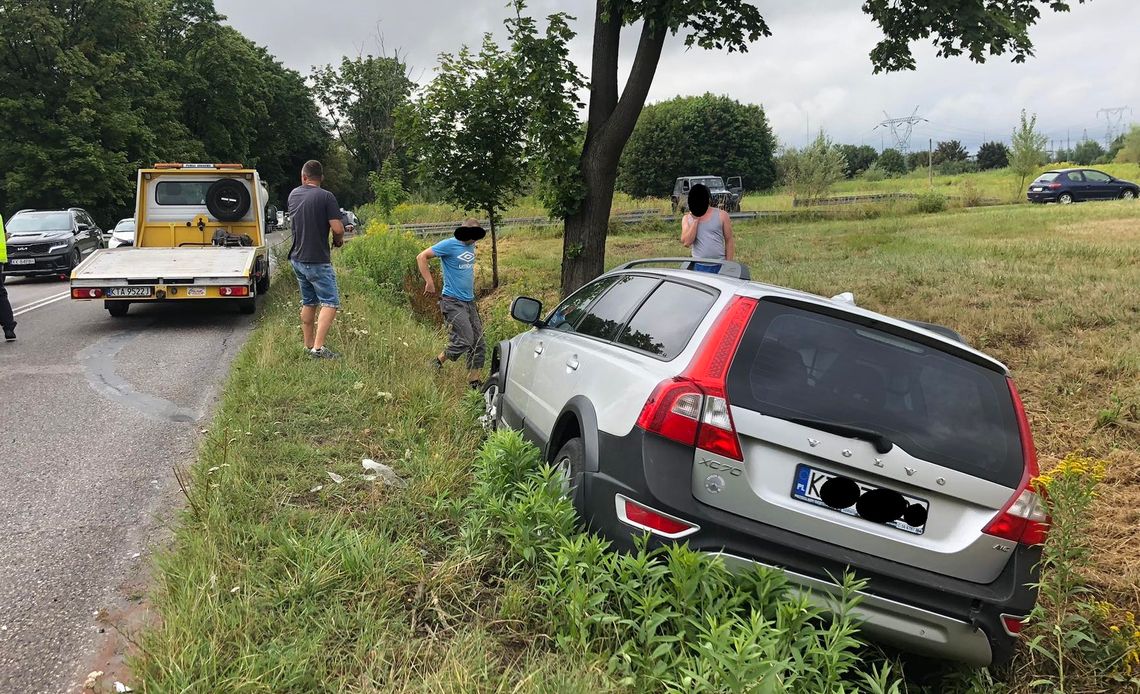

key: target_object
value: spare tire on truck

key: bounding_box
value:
[205,178,251,222]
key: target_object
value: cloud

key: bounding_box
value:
[216,0,1139,153]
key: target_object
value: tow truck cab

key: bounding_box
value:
[70,163,273,317]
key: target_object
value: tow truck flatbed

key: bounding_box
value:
[71,246,258,285]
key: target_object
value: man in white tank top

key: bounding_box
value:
[680,183,735,273]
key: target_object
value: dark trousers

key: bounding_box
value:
[439,296,486,370]
[0,270,14,330]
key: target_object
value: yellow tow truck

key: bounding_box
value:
[70,163,272,317]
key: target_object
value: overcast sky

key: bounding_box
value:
[217,0,1138,155]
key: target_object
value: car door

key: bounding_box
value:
[1062,171,1087,200]
[74,211,97,254]
[506,277,617,437]
[1082,169,1114,199]
[527,274,660,445]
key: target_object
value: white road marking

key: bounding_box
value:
[13,291,71,316]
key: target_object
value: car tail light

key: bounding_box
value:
[1000,613,1026,637]
[219,286,250,297]
[983,379,1050,546]
[1048,182,1062,190]
[72,288,103,299]
[616,495,698,538]
[636,296,757,461]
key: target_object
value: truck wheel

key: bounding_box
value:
[256,271,270,295]
[106,301,130,318]
[238,298,256,315]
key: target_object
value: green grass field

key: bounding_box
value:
[130,198,1140,692]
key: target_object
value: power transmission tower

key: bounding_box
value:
[1097,107,1132,148]
[874,107,927,155]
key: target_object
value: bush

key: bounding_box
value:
[911,191,947,214]
[465,431,902,693]
[861,164,889,182]
[959,179,984,208]
[937,160,978,176]
[340,222,422,301]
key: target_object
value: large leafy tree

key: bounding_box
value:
[977,141,1010,170]
[616,94,777,198]
[838,145,879,178]
[556,0,1090,294]
[876,148,907,176]
[932,140,968,165]
[1071,139,1105,165]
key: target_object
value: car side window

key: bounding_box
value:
[576,275,660,342]
[1065,171,1084,182]
[1084,170,1111,182]
[545,277,616,332]
[616,281,718,359]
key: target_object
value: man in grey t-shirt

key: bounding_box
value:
[288,160,346,359]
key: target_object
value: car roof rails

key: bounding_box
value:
[610,257,751,281]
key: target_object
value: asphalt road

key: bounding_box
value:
[0,234,284,692]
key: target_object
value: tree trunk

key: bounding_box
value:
[559,9,668,296]
[487,208,499,289]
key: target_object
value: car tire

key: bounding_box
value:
[65,248,81,277]
[1122,189,1136,201]
[106,301,130,318]
[480,376,502,432]
[1058,192,1074,204]
[206,178,252,222]
[553,437,585,512]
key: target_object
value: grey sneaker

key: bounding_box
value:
[3,326,14,342]
[309,346,340,360]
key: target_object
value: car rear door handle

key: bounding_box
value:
[566,357,579,371]
[534,342,544,356]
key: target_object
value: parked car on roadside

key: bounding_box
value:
[108,218,135,248]
[482,257,1044,667]
[1027,167,1139,204]
[3,208,104,279]
[672,176,743,214]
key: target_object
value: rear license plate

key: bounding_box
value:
[187,287,206,297]
[1032,187,1044,192]
[106,286,152,298]
[8,258,35,265]
[792,464,928,535]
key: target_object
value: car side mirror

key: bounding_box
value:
[510,296,544,325]
[76,223,89,233]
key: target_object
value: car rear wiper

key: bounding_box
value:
[776,415,895,454]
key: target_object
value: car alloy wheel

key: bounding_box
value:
[1122,189,1136,200]
[480,378,501,432]
[1058,193,1073,204]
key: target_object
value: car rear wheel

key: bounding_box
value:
[1122,189,1136,200]
[238,298,256,314]
[1058,192,1074,204]
[553,437,585,511]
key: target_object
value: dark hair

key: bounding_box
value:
[301,160,324,181]
[688,183,710,217]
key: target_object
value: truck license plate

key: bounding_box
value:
[106,286,153,298]
[8,258,35,265]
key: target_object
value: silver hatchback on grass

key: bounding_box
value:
[482,257,1046,666]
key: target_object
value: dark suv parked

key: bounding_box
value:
[3,209,104,279]
[484,258,1045,666]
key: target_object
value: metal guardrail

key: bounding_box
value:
[792,192,918,208]
[394,210,778,237]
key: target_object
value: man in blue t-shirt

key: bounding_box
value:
[416,218,486,387]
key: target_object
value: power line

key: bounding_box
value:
[1097,106,1132,148]
[874,107,927,154]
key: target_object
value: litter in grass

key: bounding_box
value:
[362,458,407,488]
[309,484,324,493]
[327,471,345,484]
[114,682,133,693]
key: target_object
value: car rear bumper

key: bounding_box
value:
[580,429,1041,666]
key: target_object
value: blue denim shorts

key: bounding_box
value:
[291,260,340,308]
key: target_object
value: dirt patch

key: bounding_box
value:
[76,573,157,694]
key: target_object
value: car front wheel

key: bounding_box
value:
[553,437,585,511]
[480,376,502,432]
[1122,189,1136,200]
[1058,192,1074,204]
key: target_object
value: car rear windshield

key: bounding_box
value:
[1036,172,1060,182]
[726,299,1023,487]
[6,212,71,233]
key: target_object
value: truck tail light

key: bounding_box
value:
[219,286,250,297]
[72,288,104,299]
